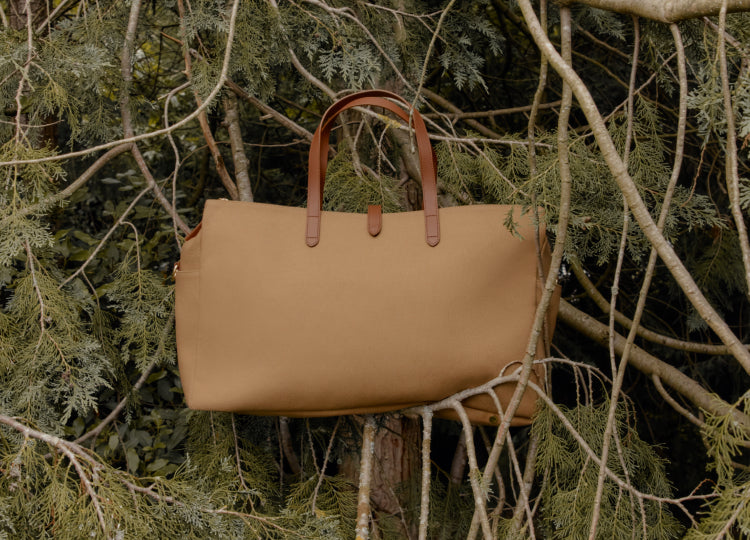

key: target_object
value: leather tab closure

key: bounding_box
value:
[367,205,382,237]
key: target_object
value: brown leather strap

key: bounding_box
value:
[367,205,382,237]
[306,90,439,247]
[315,97,438,203]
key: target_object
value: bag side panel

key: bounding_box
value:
[175,227,202,404]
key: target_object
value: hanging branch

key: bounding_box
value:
[523,384,702,525]
[516,0,750,375]
[466,9,575,537]
[0,415,108,535]
[119,0,190,234]
[311,418,340,514]
[176,0,239,201]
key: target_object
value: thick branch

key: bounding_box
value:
[223,92,253,202]
[355,416,376,540]
[569,257,740,355]
[562,0,750,23]
[517,0,750,374]
[557,299,750,431]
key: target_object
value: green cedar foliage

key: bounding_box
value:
[532,401,684,539]
[1,0,749,538]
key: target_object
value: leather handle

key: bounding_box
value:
[306,90,439,247]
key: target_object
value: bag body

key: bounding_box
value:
[175,90,557,426]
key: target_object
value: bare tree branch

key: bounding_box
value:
[557,299,750,432]
[562,0,750,23]
[517,0,750,374]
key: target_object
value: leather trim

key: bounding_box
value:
[306,90,439,247]
[367,205,382,237]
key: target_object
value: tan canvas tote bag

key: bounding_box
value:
[174,90,557,426]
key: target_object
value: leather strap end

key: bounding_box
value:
[425,214,440,247]
[306,215,320,247]
[367,205,382,237]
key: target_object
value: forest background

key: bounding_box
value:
[2,0,750,538]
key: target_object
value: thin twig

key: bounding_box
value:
[311,418,340,514]
[231,413,252,499]
[163,81,192,247]
[527,0,549,182]
[59,186,151,288]
[412,0,457,110]
[420,87,505,139]
[651,375,705,428]
[0,143,132,227]
[590,16,640,539]
[286,47,336,99]
[129,145,190,234]
[452,403,492,540]
[423,100,562,120]
[568,256,744,355]
[34,0,74,33]
[24,241,46,335]
[509,430,541,537]
[176,0,238,201]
